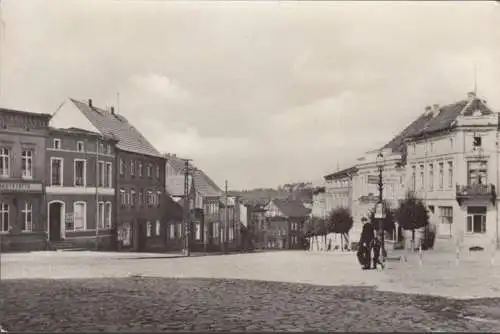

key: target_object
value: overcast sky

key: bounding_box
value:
[1,1,499,190]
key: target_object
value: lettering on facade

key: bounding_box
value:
[0,182,43,192]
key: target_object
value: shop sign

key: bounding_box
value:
[0,182,43,193]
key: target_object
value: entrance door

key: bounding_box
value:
[49,202,62,241]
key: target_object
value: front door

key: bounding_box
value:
[49,202,62,241]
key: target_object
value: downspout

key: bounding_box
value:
[496,130,499,249]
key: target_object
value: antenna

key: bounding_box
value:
[473,62,478,95]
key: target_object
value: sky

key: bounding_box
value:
[1,0,499,190]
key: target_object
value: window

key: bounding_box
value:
[73,202,86,231]
[120,189,125,207]
[147,190,153,207]
[119,159,124,175]
[212,222,219,239]
[106,144,111,154]
[99,143,104,154]
[155,220,161,236]
[122,223,131,246]
[411,165,416,191]
[156,165,160,178]
[74,159,86,186]
[138,162,143,177]
[156,191,161,207]
[53,138,61,149]
[77,141,84,152]
[130,161,135,175]
[98,161,105,187]
[428,163,434,191]
[98,202,105,229]
[419,165,424,190]
[139,191,143,207]
[430,142,434,153]
[50,158,63,186]
[1,202,9,232]
[468,161,487,185]
[177,222,183,238]
[447,161,453,188]
[21,150,33,178]
[450,137,454,149]
[169,224,175,239]
[146,221,152,237]
[229,225,234,241]
[105,162,112,187]
[131,189,136,207]
[20,201,33,232]
[195,222,201,240]
[147,164,151,177]
[466,206,486,234]
[0,147,9,177]
[438,162,444,189]
[125,190,131,207]
[104,202,112,229]
[439,206,453,225]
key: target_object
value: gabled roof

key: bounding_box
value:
[165,154,222,197]
[383,93,495,153]
[49,126,118,142]
[0,107,52,119]
[70,99,162,158]
[165,175,193,197]
[272,198,311,218]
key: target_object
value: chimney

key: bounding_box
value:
[88,99,93,108]
[425,106,432,115]
[110,106,115,115]
[468,91,476,100]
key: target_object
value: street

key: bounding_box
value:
[2,250,500,332]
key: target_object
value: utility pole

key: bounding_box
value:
[225,180,230,254]
[95,136,100,251]
[375,152,386,264]
[183,159,192,257]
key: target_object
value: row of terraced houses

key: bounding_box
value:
[0,98,244,252]
[312,92,500,251]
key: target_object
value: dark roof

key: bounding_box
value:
[49,126,118,142]
[383,95,495,153]
[0,107,52,119]
[312,187,325,195]
[166,154,222,197]
[272,198,311,218]
[71,99,162,158]
[324,166,358,181]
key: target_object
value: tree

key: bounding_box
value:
[304,217,327,251]
[395,192,429,248]
[327,207,354,251]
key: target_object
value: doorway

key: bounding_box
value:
[48,201,64,241]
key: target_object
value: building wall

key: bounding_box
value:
[0,110,50,252]
[116,150,167,252]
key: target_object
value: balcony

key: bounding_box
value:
[456,184,497,206]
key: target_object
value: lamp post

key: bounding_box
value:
[375,151,386,262]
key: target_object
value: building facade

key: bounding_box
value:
[0,108,51,252]
[49,98,167,252]
[45,128,117,250]
[405,92,499,249]
[264,198,309,249]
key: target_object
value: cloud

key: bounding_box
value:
[130,74,190,102]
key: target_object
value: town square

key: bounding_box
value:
[1,0,500,332]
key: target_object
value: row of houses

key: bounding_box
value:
[312,92,500,250]
[0,98,245,253]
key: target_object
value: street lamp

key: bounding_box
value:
[375,151,386,263]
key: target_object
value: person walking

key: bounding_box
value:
[358,218,375,270]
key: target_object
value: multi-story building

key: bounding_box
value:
[49,98,167,252]
[165,154,224,252]
[264,198,310,249]
[404,92,499,249]
[245,202,268,249]
[45,127,117,250]
[0,108,51,252]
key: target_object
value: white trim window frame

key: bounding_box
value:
[98,161,105,187]
[447,161,454,189]
[130,160,135,176]
[147,190,153,207]
[21,201,33,232]
[74,159,87,187]
[169,223,175,239]
[0,147,10,177]
[156,191,161,208]
[104,202,112,229]
[155,165,160,178]
[76,141,85,152]
[105,162,112,188]
[73,201,87,231]
[155,220,161,236]
[98,201,105,229]
[53,138,61,149]
[466,206,487,234]
[120,189,126,208]
[50,157,64,186]
[195,222,201,240]
[146,221,152,237]
[21,149,33,179]
[177,222,182,238]
[119,158,124,175]
[0,202,9,232]
[138,162,143,177]
[131,189,136,207]
[147,164,151,177]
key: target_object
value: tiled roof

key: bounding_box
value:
[383,95,494,153]
[49,126,118,142]
[166,154,222,197]
[273,198,311,218]
[165,175,192,197]
[71,99,162,158]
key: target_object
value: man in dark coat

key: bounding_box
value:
[358,219,375,270]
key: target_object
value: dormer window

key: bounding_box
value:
[53,138,61,149]
[77,141,84,152]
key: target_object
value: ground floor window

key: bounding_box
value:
[21,201,33,232]
[466,206,486,233]
[1,202,9,232]
[121,223,131,246]
[98,202,105,229]
[177,222,182,238]
[229,224,234,241]
[146,221,152,237]
[212,222,220,240]
[194,222,201,240]
[169,223,175,239]
[69,201,86,231]
[155,220,161,236]
[104,202,112,229]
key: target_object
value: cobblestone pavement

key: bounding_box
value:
[2,277,500,332]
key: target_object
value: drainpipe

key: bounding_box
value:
[496,131,499,249]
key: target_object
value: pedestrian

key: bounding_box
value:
[358,218,375,270]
